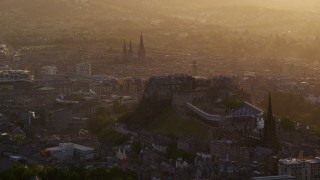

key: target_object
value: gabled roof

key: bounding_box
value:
[228,102,264,118]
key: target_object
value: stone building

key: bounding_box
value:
[210,140,252,165]
[45,109,72,132]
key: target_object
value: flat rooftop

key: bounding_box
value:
[251,175,296,180]
[279,158,320,165]
[46,146,62,151]
[73,144,94,151]
[47,143,94,152]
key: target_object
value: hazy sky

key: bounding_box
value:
[185,0,320,12]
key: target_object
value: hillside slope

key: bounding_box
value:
[119,100,209,139]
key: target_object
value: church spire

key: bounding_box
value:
[263,93,279,154]
[128,40,134,57]
[267,93,273,120]
[122,40,127,63]
[123,40,127,54]
[140,33,144,47]
[138,33,145,60]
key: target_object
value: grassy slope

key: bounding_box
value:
[145,107,209,139]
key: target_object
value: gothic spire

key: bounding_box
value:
[267,93,273,120]
[138,33,145,60]
[263,93,279,154]
[139,33,144,48]
[123,40,127,54]
[128,40,134,57]
[122,40,127,62]
[129,40,133,50]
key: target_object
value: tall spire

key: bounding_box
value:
[263,93,279,154]
[122,40,127,63]
[123,40,127,54]
[128,40,134,57]
[140,33,144,48]
[267,93,273,120]
[138,33,145,60]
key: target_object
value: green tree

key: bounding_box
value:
[166,143,196,162]
[224,96,245,113]
[0,164,138,180]
[131,141,142,154]
[87,116,106,133]
[99,128,130,146]
[86,106,115,134]
[280,118,295,131]
[313,129,320,137]
[113,101,128,114]
[67,171,81,180]
[95,107,108,117]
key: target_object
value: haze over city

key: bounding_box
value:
[1,0,320,179]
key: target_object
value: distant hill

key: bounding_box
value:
[1,0,319,33]
[1,0,320,62]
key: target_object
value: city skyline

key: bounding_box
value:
[1,0,320,179]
